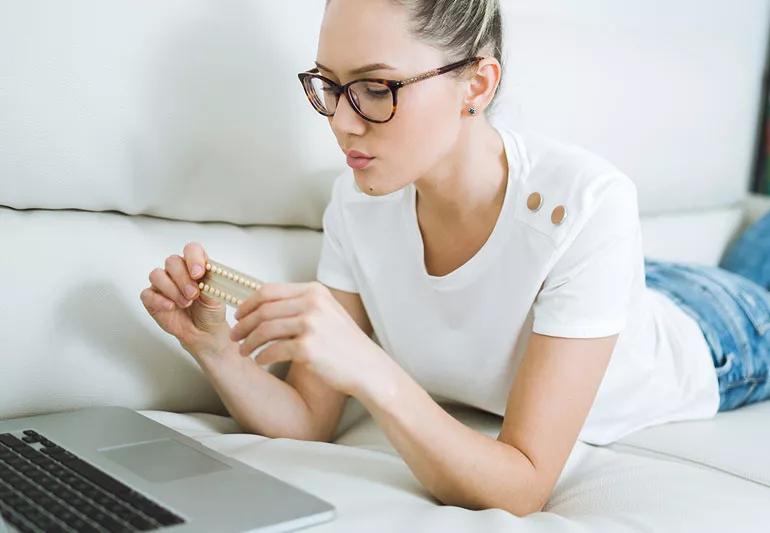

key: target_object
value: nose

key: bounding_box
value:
[329,89,366,135]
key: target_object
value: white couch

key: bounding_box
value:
[3,1,770,531]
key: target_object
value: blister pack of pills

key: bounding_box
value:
[197,258,264,308]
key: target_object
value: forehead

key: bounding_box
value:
[316,0,431,77]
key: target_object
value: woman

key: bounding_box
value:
[140,0,770,517]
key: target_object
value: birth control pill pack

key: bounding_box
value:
[197,258,264,308]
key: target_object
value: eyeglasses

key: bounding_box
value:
[297,56,484,124]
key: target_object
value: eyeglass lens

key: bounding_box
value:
[306,77,393,121]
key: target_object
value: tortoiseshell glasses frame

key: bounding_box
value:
[297,56,484,124]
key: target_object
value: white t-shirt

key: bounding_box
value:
[315,123,720,445]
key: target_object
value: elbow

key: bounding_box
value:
[300,419,338,443]
[488,492,547,518]
[511,483,553,516]
[473,477,552,517]
[238,420,330,443]
[504,475,551,517]
[435,493,546,518]
[433,481,549,518]
[305,428,336,443]
[292,433,327,443]
[516,493,549,517]
[287,424,334,442]
[491,491,549,517]
[246,429,328,442]
[430,443,552,516]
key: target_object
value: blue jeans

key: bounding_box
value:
[643,210,770,412]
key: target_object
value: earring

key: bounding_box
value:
[468,106,477,115]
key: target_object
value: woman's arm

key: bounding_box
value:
[207,284,373,443]
[230,279,618,513]
[354,331,618,516]
[284,285,374,443]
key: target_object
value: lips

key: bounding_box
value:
[346,154,374,169]
[344,148,375,170]
[346,149,373,159]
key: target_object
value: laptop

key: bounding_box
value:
[0,405,336,532]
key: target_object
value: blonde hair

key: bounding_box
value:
[326,0,505,117]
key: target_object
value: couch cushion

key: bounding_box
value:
[0,206,320,420]
[639,205,744,265]
[609,400,770,488]
[136,401,770,532]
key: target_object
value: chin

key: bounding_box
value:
[353,168,401,197]
[353,174,378,195]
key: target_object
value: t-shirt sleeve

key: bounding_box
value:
[531,175,641,338]
[316,176,359,293]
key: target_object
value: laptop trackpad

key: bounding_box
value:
[100,438,231,483]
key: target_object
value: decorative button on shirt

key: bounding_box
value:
[526,191,543,212]
[551,204,567,225]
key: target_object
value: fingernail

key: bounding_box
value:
[192,264,203,278]
[184,284,197,298]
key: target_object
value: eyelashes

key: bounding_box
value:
[197,259,264,308]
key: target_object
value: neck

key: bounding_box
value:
[413,118,508,225]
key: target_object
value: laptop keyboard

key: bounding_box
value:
[0,429,186,532]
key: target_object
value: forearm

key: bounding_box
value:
[195,344,319,441]
[353,355,545,516]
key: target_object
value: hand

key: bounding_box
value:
[229,281,382,396]
[140,242,234,361]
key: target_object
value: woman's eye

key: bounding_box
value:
[366,89,389,98]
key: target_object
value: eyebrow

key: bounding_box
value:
[314,60,396,76]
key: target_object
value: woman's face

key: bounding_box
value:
[317,0,470,196]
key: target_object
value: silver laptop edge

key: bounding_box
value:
[0,406,336,532]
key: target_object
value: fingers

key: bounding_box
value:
[253,340,296,367]
[140,286,175,313]
[238,316,303,356]
[183,241,208,281]
[234,281,316,320]
[165,254,199,304]
[230,296,304,341]
[149,265,191,309]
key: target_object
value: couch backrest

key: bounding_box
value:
[2,1,767,224]
[498,0,769,214]
[1,1,338,228]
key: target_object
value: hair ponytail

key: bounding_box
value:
[392,0,505,117]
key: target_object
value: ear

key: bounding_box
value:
[464,57,502,114]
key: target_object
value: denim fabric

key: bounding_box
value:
[720,210,770,291]
[643,210,770,412]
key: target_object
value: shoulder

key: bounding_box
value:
[510,131,639,249]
